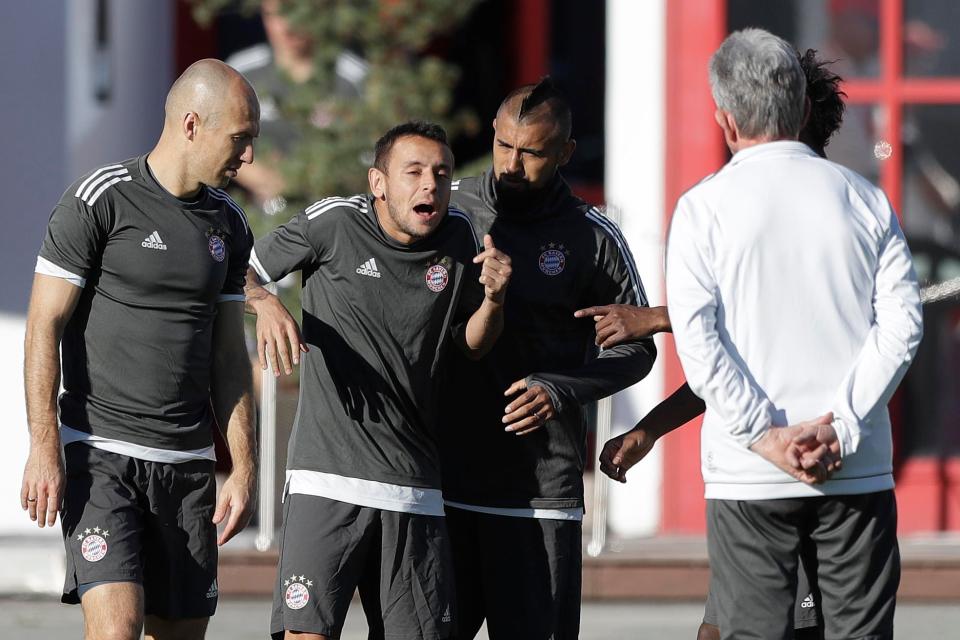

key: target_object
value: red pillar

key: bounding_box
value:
[175,0,218,75]
[878,0,904,217]
[510,0,550,86]
[661,0,727,534]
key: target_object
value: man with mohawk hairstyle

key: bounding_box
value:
[438,78,657,639]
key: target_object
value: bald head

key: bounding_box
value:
[165,58,259,128]
[496,77,572,144]
[150,58,260,196]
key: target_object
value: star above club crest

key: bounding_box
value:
[549,242,556,248]
[284,579,290,587]
[299,575,306,582]
[77,534,84,541]
[84,528,91,535]
[539,245,546,251]
[93,527,101,533]
[290,574,298,581]
[306,580,313,587]
[102,530,109,537]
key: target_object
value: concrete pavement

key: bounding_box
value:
[3,597,960,639]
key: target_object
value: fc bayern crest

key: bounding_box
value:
[208,235,226,262]
[425,264,449,292]
[538,243,569,276]
[77,526,110,562]
[283,574,313,610]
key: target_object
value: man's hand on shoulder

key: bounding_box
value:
[254,294,308,377]
[246,278,307,377]
[574,304,670,348]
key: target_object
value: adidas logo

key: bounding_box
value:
[141,231,167,251]
[441,604,451,623]
[206,578,218,599]
[356,258,381,278]
[800,594,815,609]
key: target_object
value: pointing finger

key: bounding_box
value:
[574,305,611,319]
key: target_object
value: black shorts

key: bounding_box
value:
[703,560,818,629]
[60,443,218,619]
[270,493,455,640]
[706,491,899,639]
[445,505,582,640]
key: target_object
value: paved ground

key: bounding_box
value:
[3,597,959,639]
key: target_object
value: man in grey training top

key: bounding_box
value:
[22,59,260,640]
[246,121,512,640]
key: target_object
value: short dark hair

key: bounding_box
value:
[373,121,449,172]
[798,48,846,157]
[499,77,573,142]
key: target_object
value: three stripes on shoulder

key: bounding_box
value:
[306,196,368,220]
[75,165,131,206]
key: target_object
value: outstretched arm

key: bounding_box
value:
[574,304,671,347]
[598,383,704,482]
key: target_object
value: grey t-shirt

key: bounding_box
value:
[38,155,253,450]
[251,195,482,490]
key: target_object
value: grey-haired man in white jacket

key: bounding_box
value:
[666,28,923,640]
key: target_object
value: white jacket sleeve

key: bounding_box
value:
[665,196,774,448]
[829,208,923,457]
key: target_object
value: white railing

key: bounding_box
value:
[588,394,613,557]
[587,205,620,558]
[255,282,278,552]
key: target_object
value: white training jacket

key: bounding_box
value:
[666,141,923,500]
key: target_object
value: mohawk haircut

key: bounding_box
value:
[798,48,846,157]
[373,121,449,172]
[499,77,573,142]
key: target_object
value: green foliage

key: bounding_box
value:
[188,0,480,352]
[190,0,479,205]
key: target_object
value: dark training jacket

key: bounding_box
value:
[440,170,657,510]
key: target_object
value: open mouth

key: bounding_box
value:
[413,203,437,218]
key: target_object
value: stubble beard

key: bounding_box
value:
[387,199,429,242]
